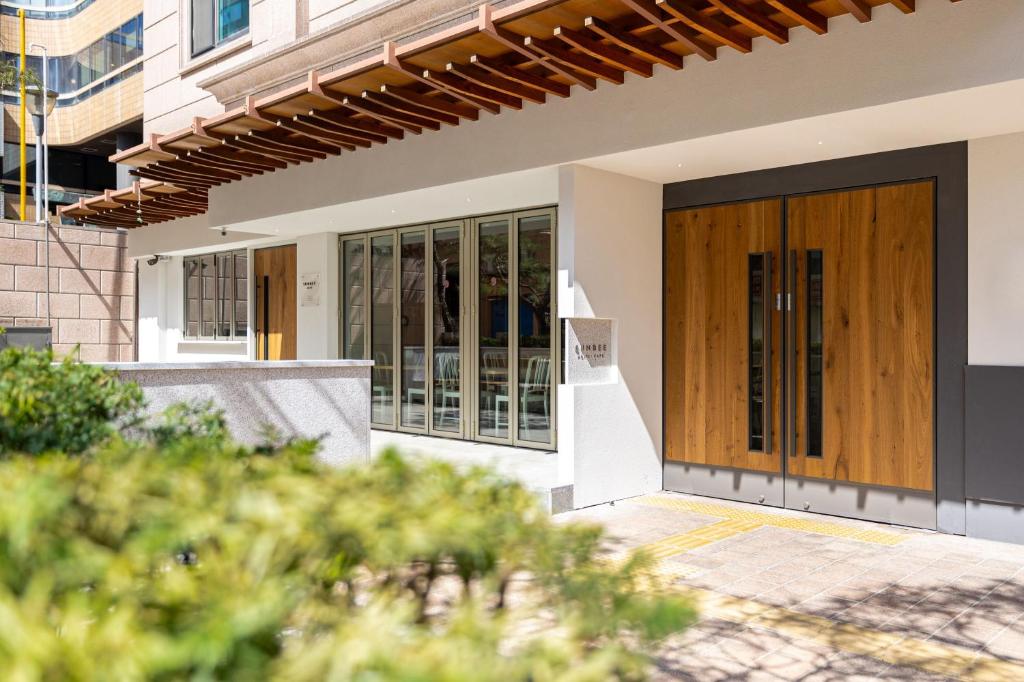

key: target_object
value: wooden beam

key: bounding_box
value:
[478,4,597,90]
[764,0,827,35]
[889,0,915,12]
[583,16,683,70]
[185,150,263,175]
[162,158,242,182]
[339,96,425,135]
[231,133,322,162]
[379,84,479,121]
[553,25,654,77]
[838,0,872,22]
[365,89,461,126]
[446,61,546,104]
[215,135,304,165]
[422,69,524,109]
[197,144,288,170]
[656,0,752,53]
[131,168,215,190]
[381,41,497,114]
[617,0,716,61]
[706,0,789,44]
[306,105,405,140]
[523,35,625,84]
[277,118,359,150]
[294,112,388,144]
[469,54,571,97]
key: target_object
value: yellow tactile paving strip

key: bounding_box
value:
[630,494,907,545]
[690,588,1024,682]
[620,494,1023,681]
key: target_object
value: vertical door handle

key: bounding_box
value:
[262,275,270,361]
[763,252,773,455]
[787,250,797,458]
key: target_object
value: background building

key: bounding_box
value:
[1,0,143,221]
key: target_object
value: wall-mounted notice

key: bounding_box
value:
[561,317,618,385]
[300,272,321,307]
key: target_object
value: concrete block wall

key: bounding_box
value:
[0,221,136,361]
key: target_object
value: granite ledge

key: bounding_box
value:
[101,360,374,371]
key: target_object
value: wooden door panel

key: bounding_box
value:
[787,182,934,491]
[665,199,782,473]
[253,245,297,361]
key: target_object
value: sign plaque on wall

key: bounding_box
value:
[561,317,618,386]
[300,272,321,307]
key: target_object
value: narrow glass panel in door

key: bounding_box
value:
[400,231,427,429]
[342,239,366,359]
[431,226,462,433]
[478,219,510,440]
[371,235,396,426]
[517,214,554,445]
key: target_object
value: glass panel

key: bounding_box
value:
[185,258,200,338]
[191,0,215,56]
[806,250,824,458]
[400,232,427,429]
[517,215,553,444]
[233,252,247,339]
[478,220,510,440]
[216,252,232,339]
[342,240,366,360]
[432,227,461,433]
[217,0,249,42]
[371,235,395,426]
[749,254,766,452]
[201,255,216,338]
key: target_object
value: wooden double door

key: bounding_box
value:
[665,181,935,525]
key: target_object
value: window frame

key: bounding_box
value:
[182,249,248,342]
[190,0,250,59]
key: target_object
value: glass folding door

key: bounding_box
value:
[470,209,557,449]
[340,208,555,449]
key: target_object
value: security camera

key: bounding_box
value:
[147,255,168,266]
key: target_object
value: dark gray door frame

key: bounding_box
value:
[662,142,968,535]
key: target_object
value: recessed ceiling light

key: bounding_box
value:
[81,147,98,153]
[677,163,683,168]
[817,140,824,145]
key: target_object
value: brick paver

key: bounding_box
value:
[561,493,1024,681]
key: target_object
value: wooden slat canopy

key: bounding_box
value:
[64,0,960,228]
[59,181,207,227]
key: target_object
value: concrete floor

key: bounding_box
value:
[563,493,1024,681]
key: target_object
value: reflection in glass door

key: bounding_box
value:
[341,238,366,360]
[400,231,427,429]
[517,213,554,445]
[477,219,510,440]
[371,235,396,426]
[431,225,463,434]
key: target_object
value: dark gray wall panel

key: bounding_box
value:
[965,365,1024,506]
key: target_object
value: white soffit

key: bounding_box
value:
[578,80,1024,185]
[218,166,560,237]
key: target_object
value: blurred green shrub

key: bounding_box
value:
[0,346,143,455]
[0,442,694,680]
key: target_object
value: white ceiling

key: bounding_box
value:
[578,79,1024,185]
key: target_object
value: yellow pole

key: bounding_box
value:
[18,9,27,220]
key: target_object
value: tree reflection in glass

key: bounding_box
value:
[478,220,510,439]
[518,215,552,444]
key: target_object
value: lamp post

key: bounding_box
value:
[27,44,56,326]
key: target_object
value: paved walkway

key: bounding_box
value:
[562,493,1024,681]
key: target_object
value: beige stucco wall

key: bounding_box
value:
[968,132,1024,367]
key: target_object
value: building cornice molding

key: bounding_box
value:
[197,0,488,106]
